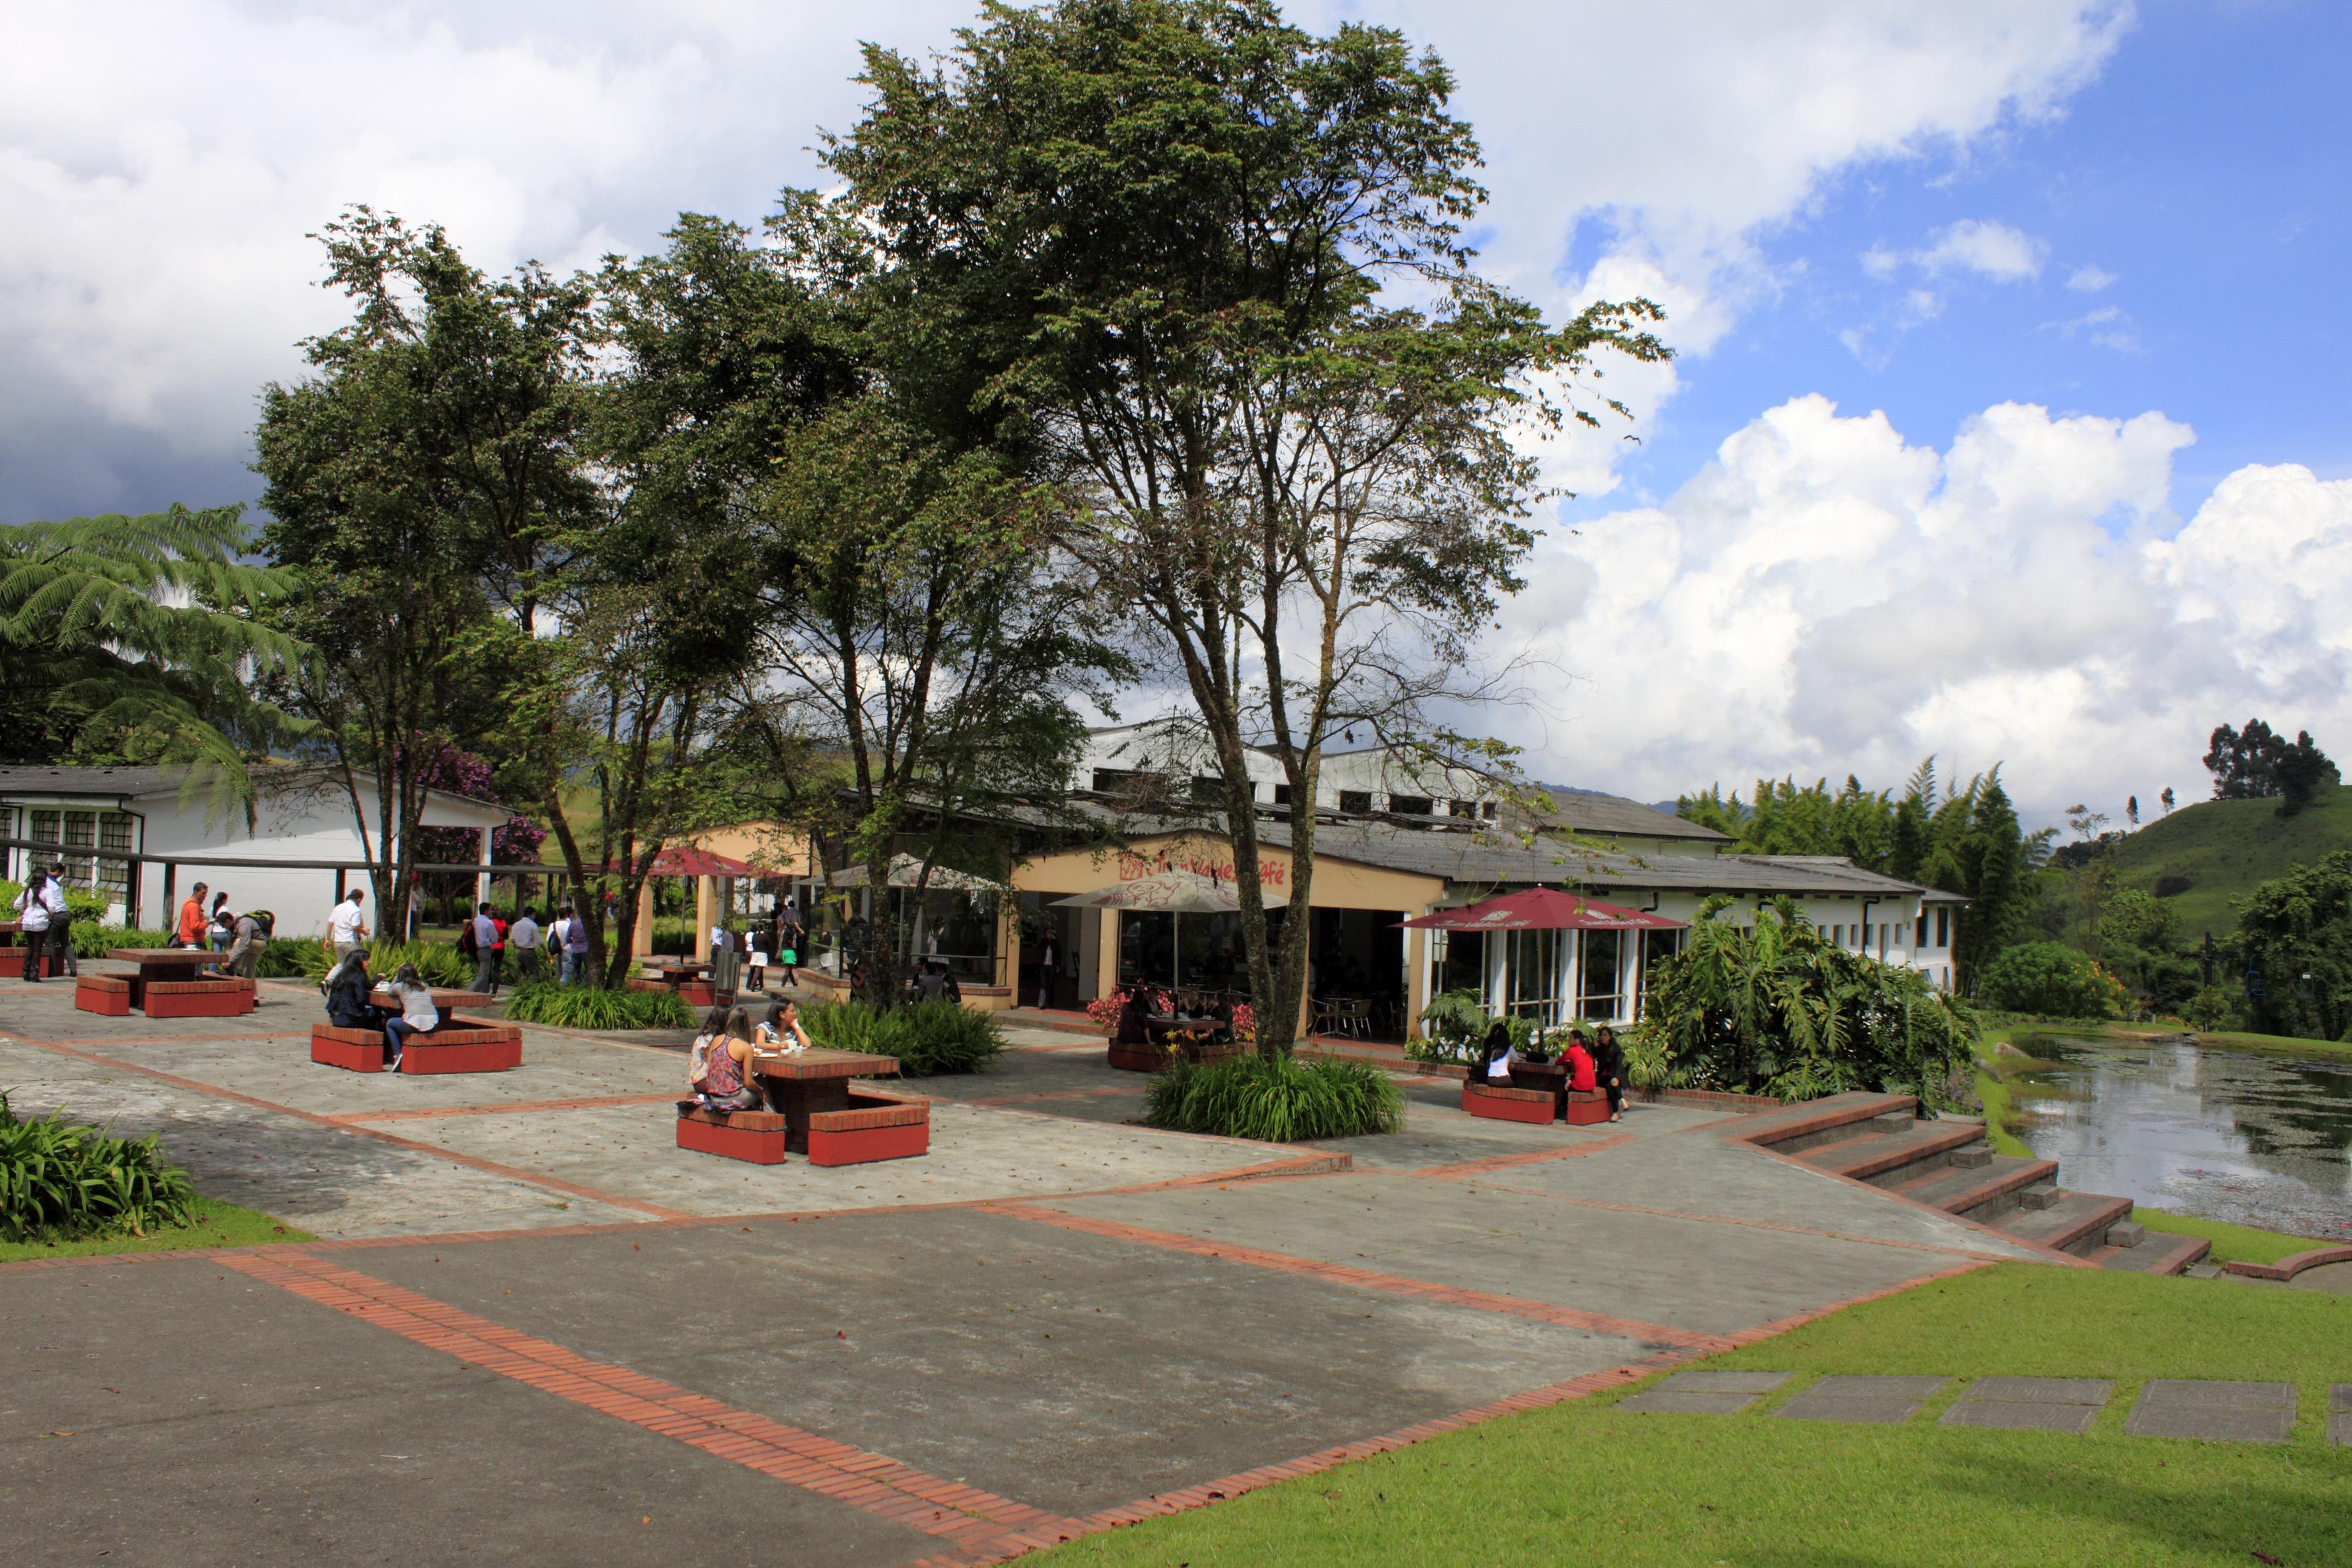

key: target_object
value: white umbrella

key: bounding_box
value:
[1051,870,1285,990]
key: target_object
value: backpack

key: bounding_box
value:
[456,921,477,959]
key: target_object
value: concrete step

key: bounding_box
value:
[1739,1093,1921,1156]
[2088,1232,2213,1276]
[1990,1190,2136,1257]
[2016,1182,2062,1211]
[1888,1154,2061,1221]
[1807,1120,1992,1186]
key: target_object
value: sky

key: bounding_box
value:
[3,0,2348,826]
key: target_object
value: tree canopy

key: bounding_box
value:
[2204,718,2339,813]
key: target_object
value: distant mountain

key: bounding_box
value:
[2098,784,2352,938]
[1541,783,1684,819]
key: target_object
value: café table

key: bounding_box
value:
[107,947,230,1010]
[751,1046,902,1154]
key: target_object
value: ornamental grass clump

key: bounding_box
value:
[0,1093,198,1241]
[295,938,470,988]
[1142,1054,1402,1143]
[798,1000,1003,1077]
[500,983,692,1031]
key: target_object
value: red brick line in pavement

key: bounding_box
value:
[1717,1257,1998,1344]
[1409,1131,1639,1180]
[332,1092,680,1124]
[1425,1177,2023,1263]
[1,1029,315,1046]
[5,1032,690,1221]
[222,1249,1090,1558]
[984,1200,1730,1352]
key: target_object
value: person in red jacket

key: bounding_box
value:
[1563,1032,1599,1093]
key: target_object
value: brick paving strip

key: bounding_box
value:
[220,1249,1096,1559]
[1408,1131,1644,1180]
[980,1199,1738,1352]
[5,1030,691,1220]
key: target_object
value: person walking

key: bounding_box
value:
[13,868,58,982]
[175,881,210,949]
[469,902,501,996]
[45,863,78,978]
[509,906,542,984]
[779,904,804,990]
[327,888,368,964]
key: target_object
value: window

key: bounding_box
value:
[1387,795,1433,817]
[1272,783,1292,807]
[1338,790,1373,815]
[1830,924,1842,948]
[1916,911,1928,947]
[1506,928,1562,1020]
[1449,799,1478,818]
[1482,801,1498,819]
[1091,768,1131,794]
[98,813,133,901]
[1190,775,1223,803]
[1934,907,1950,947]
[1578,929,1624,1020]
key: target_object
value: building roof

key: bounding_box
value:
[1537,787,1728,843]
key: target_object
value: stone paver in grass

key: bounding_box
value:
[1771,1374,1948,1425]
[2125,1379,2296,1444]
[1939,1376,2114,1433]
[2329,1385,2351,1448]
[1618,1370,1790,1415]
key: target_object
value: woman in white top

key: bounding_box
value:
[753,998,812,1052]
[381,963,439,1071]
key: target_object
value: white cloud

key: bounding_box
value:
[0,1,2136,518]
[2067,264,2118,291]
[2045,303,2142,353]
[1494,395,2352,821]
[1914,218,2047,281]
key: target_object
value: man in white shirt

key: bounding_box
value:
[509,908,542,984]
[327,889,368,961]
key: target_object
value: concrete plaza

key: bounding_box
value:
[0,979,2048,1567]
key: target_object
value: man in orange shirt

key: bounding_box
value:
[175,882,210,949]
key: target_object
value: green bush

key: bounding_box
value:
[1976,941,2128,1020]
[256,937,314,977]
[0,880,110,930]
[1142,1053,1403,1142]
[294,938,469,989]
[799,999,1004,1076]
[64,925,174,959]
[0,1092,198,1241]
[501,983,692,1030]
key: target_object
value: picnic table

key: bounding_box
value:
[1142,1012,1225,1044]
[108,947,228,1008]
[751,1047,900,1154]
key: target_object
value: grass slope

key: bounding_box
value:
[2103,783,2352,938]
[1040,1265,2352,1568]
[0,1197,312,1263]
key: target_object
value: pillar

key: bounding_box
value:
[633,880,655,959]
[1095,908,1119,1000]
[1404,925,1428,1040]
[998,900,1020,996]
[695,875,716,953]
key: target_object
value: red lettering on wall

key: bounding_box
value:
[1117,848,1287,889]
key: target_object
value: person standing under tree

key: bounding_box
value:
[469,902,501,996]
[563,900,590,983]
[509,906,542,983]
[327,888,368,963]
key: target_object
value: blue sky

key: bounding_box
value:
[2,1,2347,821]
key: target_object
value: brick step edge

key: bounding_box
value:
[677,1107,787,1132]
[2225,1244,2352,1282]
[810,1102,929,1132]
[2087,1233,2211,1275]
[1890,1158,2060,1217]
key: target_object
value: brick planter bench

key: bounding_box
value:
[807,1093,930,1167]
[676,1105,788,1164]
[74,975,133,1016]
[146,977,256,1018]
[310,1018,523,1074]
[1462,1081,1556,1125]
[1566,1087,1611,1126]
[0,947,67,980]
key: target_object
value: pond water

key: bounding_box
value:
[2005,1035,2352,1243]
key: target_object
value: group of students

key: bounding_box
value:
[9,865,74,982]
[1472,1020,1628,1122]
[682,999,813,1113]
[173,881,275,973]
[319,945,441,1071]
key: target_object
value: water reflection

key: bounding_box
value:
[2006,1036,2352,1242]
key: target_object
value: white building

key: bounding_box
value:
[0,765,511,937]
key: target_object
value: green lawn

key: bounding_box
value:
[2132,1207,2333,1268]
[0,1197,312,1264]
[1037,1265,2352,1568]
[2091,783,2352,939]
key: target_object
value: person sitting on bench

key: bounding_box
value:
[323,947,392,1032]
[1563,1030,1600,1097]
[1470,1020,1515,1086]
[688,1006,764,1113]
[381,963,439,1071]
[753,998,813,1053]
[1591,1024,1628,1122]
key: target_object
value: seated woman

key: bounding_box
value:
[323,947,389,1030]
[1563,1030,1600,1095]
[688,1006,764,1112]
[753,998,813,1052]
[380,963,439,1071]
[1590,1025,1628,1122]
[1470,1020,1516,1086]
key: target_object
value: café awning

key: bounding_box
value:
[1399,887,1684,932]
[829,853,1007,895]
[1051,868,1288,913]
[645,845,766,878]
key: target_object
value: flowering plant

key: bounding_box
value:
[1229,1002,1256,1044]
[1084,990,1131,1032]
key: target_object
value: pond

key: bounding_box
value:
[2003,1034,2352,1243]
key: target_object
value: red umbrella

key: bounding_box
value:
[644,845,766,878]
[1399,888,1684,931]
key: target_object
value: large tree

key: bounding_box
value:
[815,0,1666,1049]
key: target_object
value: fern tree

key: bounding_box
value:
[0,504,307,819]
[1643,897,1980,1106]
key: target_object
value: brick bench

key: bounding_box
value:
[676,1105,788,1164]
[74,975,133,1016]
[1566,1087,1612,1126]
[1461,1081,1556,1125]
[807,1093,931,1167]
[0,947,68,980]
[310,1017,524,1074]
[147,977,257,1018]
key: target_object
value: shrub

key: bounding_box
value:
[1411,988,1488,1063]
[1975,941,2128,1020]
[295,938,469,989]
[1,881,110,930]
[0,1092,198,1241]
[799,1000,1004,1076]
[1142,1054,1402,1142]
[501,983,692,1031]
[66,925,175,959]
[256,937,313,978]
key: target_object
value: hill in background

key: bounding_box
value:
[2100,784,2352,939]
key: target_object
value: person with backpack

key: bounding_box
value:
[220,908,272,979]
